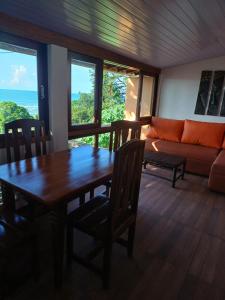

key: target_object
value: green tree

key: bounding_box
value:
[71,92,94,125]
[0,101,33,133]
[101,71,127,126]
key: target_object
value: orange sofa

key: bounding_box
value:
[145,117,225,193]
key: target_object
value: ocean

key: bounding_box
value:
[0,89,79,116]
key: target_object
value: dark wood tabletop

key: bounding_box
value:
[0,145,114,206]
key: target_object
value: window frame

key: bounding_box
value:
[68,51,103,131]
[67,58,159,141]
[0,32,49,144]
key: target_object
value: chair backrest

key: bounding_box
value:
[4,119,47,163]
[110,139,145,234]
[109,120,141,151]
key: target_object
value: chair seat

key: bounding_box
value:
[68,195,135,240]
[68,195,110,239]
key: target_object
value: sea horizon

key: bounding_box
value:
[0,88,79,116]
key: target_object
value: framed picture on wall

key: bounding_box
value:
[195,70,225,116]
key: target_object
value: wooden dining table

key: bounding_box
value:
[0,145,114,287]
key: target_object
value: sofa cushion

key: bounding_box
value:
[146,117,184,142]
[209,150,225,193]
[209,149,225,175]
[145,138,219,176]
[181,119,225,149]
[222,138,225,149]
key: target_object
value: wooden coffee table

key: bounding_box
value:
[143,151,186,188]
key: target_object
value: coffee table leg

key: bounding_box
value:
[172,167,177,188]
[143,160,147,169]
[50,202,67,288]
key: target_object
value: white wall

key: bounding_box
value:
[158,55,225,123]
[48,44,69,152]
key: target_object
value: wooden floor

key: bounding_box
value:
[11,168,225,300]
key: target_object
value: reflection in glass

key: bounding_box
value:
[195,71,212,115]
[207,71,225,116]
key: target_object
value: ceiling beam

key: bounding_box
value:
[0,12,160,76]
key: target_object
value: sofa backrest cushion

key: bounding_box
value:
[146,117,184,142]
[181,119,225,149]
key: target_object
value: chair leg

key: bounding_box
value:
[105,185,110,197]
[127,223,136,258]
[102,241,112,289]
[79,195,85,207]
[66,224,74,266]
[31,236,40,281]
[90,189,94,200]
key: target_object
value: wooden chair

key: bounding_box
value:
[5,119,46,163]
[67,139,145,288]
[0,210,39,299]
[109,120,141,151]
[102,120,141,196]
[80,120,142,202]
[4,119,47,219]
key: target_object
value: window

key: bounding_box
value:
[195,70,225,116]
[68,56,157,149]
[0,33,48,135]
[125,73,155,121]
[69,52,102,130]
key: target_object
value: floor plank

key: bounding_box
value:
[10,170,225,300]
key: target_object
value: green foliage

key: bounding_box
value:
[102,71,127,111]
[71,92,94,125]
[0,101,33,133]
[72,71,127,148]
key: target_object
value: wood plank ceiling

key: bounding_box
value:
[0,0,225,68]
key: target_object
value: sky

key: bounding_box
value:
[71,63,93,94]
[0,50,38,91]
[0,49,93,93]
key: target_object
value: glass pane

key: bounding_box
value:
[207,71,225,115]
[102,70,127,125]
[195,71,212,115]
[125,75,139,121]
[71,59,96,125]
[220,91,225,116]
[140,76,154,117]
[0,42,38,134]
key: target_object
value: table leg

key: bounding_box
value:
[172,167,177,188]
[50,202,67,288]
[182,162,186,180]
[1,182,15,211]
